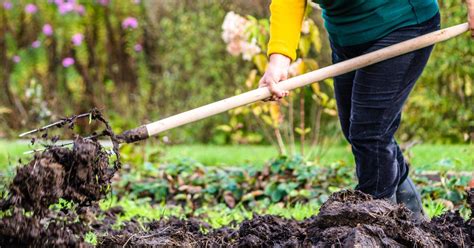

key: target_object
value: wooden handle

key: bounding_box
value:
[140,23,468,139]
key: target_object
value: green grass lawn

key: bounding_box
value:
[160,144,351,166]
[161,144,473,171]
[1,140,472,172]
[0,140,31,169]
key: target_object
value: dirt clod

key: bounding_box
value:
[468,189,474,242]
[237,214,306,247]
[0,207,88,247]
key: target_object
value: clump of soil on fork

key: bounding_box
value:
[3,137,115,214]
[98,189,473,247]
[0,109,120,247]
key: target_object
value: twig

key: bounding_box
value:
[122,234,137,248]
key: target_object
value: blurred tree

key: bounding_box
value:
[0,0,471,144]
[401,1,474,143]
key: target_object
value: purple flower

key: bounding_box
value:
[97,0,109,6]
[31,40,41,48]
[71,33,84,46]
[43,24,54,36]
[12,56,21,63]
[25,3,38,14]
[134,44,142,52]
[3,1,13,10]
[62,57,75,67]
[122,17,138,29]
[75,4,85,15]
[58,2,74,14]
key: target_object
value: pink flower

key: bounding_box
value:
[122,17,138,29]
[43,24,53,36]
[226,41,241,56]
[133,0,140,4]
[12,56,21,63]
[134,44,142,52]
[71,33,83,46]
[31,40,41,48]
[97,0,109,6]
[58,2,74,14]
[3,1,13,10]
[240,41,261,61]
[25,3,38,14]
[62,57,75,67]
[221,11,250,43]
[75,4,85,15]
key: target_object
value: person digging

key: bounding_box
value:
[259,0,474,220]
[19,1,470,222]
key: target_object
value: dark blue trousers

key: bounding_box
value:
[331,13,440,198]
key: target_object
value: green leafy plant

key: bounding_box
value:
[114,156,355,210]
[417,172,471,206]
[423,198,448,218]
[84,231,98,246]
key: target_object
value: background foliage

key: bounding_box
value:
[0,0,472,144]
[404,0,474,143]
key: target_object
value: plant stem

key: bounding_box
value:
[274,127,286,155]
[300,90,305,156]
[288,93,295,155]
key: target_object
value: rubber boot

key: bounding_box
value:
[396,177,425,220]
[386,192,397,204]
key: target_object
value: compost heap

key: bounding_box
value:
[0,111,472,247]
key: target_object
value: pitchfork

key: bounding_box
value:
[19,23,470,147]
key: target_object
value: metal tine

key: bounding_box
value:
[22,134,98,155]
[18,113,91,137]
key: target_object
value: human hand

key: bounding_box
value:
[258,53,291,101]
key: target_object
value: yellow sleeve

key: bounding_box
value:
[267,0,306,61]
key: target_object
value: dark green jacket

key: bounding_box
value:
[315,0,439,46]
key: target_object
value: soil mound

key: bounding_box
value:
[236,214,306,247]
[0,207,88,247]
[99,217,214,247]
[306,190,441,247]
[2,137,115,214]
[0,137,117,247]
[98,189,473,247]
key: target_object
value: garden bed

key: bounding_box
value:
[0,134,472,247]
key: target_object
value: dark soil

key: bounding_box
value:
[0,206,89,247]
[98,189,474,248]
[0,109,120,247]
[469,189,474,242]
[1,137,114,214]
